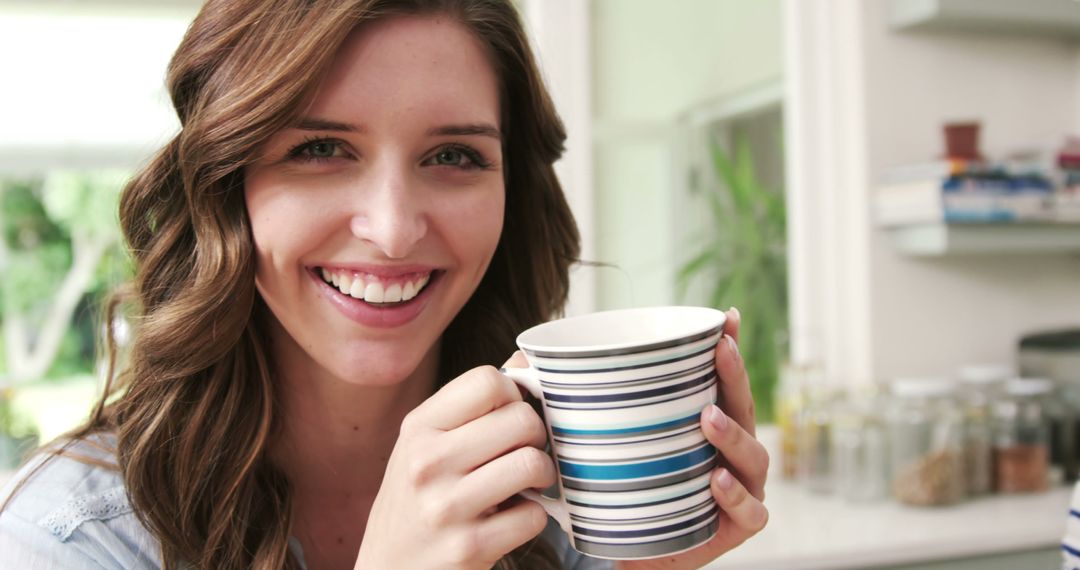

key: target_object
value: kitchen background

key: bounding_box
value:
[2,0,1079,568]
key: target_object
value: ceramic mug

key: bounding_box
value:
[501,305,727,560]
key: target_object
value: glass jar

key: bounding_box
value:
[1054,382,1080,483]
[797,384,836,495]
[993,377,1053,493]
[776,362,809,480]
[956,365,1009,496]
[832,386,889,502]
[888,379,966,506]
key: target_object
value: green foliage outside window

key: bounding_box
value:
[0,173,131,456]
[678,135,788,423]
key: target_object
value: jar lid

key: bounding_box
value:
[1004,377,1055,396]
[957,364,1012,385]
[891,378,957,398]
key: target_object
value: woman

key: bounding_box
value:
[0,0,769,568]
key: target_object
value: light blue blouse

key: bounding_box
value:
[0,436,610,569]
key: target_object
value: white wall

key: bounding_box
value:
[786,0,1080,385]
[863,0,1080,379]
[590,0,782,309]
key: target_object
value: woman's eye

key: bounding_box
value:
[426,145,491,170]
[435,149,467,166]
[287,138,348,162]
[307,141,339,158]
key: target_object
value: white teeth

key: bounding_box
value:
[337,274,353,295]
[321,269,432,303]
[384,283,403,303]
[402,281,417,301]
[349,276,367,299]
[364,281,385,303]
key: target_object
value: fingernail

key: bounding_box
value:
[725,334,739,357]
[715,468,734,491]
[708,404,729,431]
[728,306,741,321]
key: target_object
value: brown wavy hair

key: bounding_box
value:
[5,0,579,568]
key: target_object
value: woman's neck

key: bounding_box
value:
[270,341,440,492]
[267,326,441,569]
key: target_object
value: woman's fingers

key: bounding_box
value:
[456,446,558,517]
[440,400,548,473]
[723,306,741,343]
[407,365,522,432]
[702,404,769,500]
[710,468,769,549]
[715,308,756,437]
[468,499,550,564]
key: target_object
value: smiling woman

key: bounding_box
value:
[0,1,771,569]
[0,0,582,568]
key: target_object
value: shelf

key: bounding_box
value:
[884,222,1080,256]
[889,0,1080,39]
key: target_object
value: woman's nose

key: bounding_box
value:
[349,165,428,259]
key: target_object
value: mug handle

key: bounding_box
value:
[500,366,573,537]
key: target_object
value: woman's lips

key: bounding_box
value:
[310,267,441,328]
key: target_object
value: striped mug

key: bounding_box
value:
[502,305,726,560]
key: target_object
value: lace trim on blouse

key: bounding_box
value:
[38,486,132,542]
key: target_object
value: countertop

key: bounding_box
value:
[705,426,1071,569]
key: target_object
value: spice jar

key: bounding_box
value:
[993,377,1053,493]
[956,365,1008,496]
[888,379,966,506]
[832,386,889,502]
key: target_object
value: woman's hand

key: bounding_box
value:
[618,307,770,569]
[355,362,555,569]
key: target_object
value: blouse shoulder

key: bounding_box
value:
[0,434,162,569]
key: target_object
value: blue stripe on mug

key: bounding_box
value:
[555,424,701,447]
[550,412,700,437]
[558,443,715,480]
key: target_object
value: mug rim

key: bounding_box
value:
[516,305,727,358]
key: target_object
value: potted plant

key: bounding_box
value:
[678,134,788,422]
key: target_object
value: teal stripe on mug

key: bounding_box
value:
[558,443,715,480]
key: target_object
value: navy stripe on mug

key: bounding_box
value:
[543,370,715,404]
[536,344,715,375]
[571,496,714,526]
[550,412,700,437]
[566,482,710,510]
[544,379,714,412]
[558,443,715,480]
[540,360,714,390]
[571,504,716,539]
[573,518,719,559]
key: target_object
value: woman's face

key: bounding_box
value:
[245,15,505,386]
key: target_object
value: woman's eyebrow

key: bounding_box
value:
[427,124,502,140]
[291,118,500,141]
[295,117,362,132]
